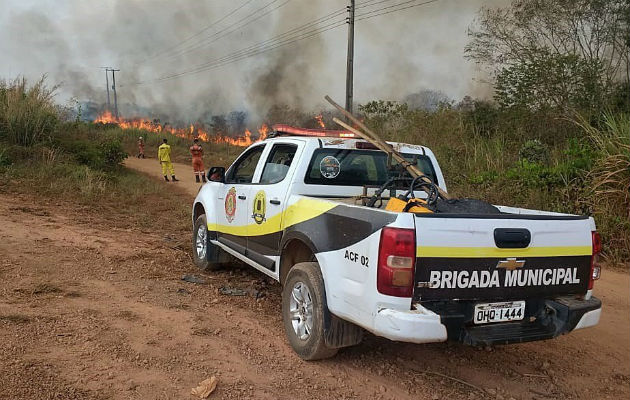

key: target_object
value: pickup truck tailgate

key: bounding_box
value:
[413,214,593,301]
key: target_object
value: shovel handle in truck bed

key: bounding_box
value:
[191,128,602,360]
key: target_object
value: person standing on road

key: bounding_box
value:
[137,136,145,158]
[158,138,179,182]
[190,138,206,183]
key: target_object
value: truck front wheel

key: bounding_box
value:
[192,214,222,272]
[282,262,338,360]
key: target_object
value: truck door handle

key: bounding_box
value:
[238,195,246,200]
[270,200,281,205]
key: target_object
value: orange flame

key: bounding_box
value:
[93,111,267,146]
[315,114,325,128]
[258,123,269,141]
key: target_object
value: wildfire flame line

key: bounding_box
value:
[94,111,267,146]
[315,114,325,129]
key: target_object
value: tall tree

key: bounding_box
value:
[466,0,630,111]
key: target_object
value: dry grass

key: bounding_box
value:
[0,77,59,146]
[362,107,629,265]
[574,112,630,263]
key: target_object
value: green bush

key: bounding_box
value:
[557,138,594,178]
[464,100,499,137]
[518,139,549,164]
[100,138,127,168]
[506,160,563,188]
[55,136,126,170]
[469,170,499,185]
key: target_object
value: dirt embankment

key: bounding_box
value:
[1,163,628,400]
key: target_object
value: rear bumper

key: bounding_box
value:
[425,296,602,346]
[371,307,448,343]
[368,296,600,346]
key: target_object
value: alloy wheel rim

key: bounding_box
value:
[196,225,207,259]
[289,281,313,341]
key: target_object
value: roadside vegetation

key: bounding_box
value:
[356,0,630,265]
[0,77,189,232]
[354,102,629,265]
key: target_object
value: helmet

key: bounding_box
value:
[139,136,143,140]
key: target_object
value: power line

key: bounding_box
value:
[152,20,346,84]
[177,16,345,75]
[124,17,346,86]
[355,0,440,21]
[180,8,345,67]
[355,0,399,10]
[137,0,256,65]
[124,7,346,86]
[155,0,291,64]
[123,0,442,86]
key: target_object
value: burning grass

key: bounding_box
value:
[94,110,269,147]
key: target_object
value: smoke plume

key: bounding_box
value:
[0,0,507,125]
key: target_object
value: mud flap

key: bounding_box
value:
[324,313,364,349]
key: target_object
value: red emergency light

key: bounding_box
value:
[272,124,356,138]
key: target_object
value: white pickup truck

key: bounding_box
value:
[191,125,602,360]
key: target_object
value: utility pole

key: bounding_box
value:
[110,68,120,120]
[345,0,355,115]
[102,67,111,111]
[105,69,111,111]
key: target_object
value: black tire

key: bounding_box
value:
[282,262,338,360]
[192,214,221,272]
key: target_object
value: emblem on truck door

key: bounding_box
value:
[252,190,266,224]
[225,187,237,223]
[496,258,525,271]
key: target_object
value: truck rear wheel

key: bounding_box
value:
[192,214,222,272]
[282,262,338,360]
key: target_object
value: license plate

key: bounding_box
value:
[473,301,525,324]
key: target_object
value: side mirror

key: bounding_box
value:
[207,166,225,183]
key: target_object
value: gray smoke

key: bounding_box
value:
[0,0,507,125]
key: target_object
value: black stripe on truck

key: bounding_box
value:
[218,204,397,269]
[282,205,397,254]
[414,255,591,301]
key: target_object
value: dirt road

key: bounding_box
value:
[1,161,628,399]
[124,157,207,197]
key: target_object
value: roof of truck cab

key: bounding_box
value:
[261,134,431,155]
[265,124,431,154]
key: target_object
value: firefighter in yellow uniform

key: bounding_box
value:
[158,138,179,182]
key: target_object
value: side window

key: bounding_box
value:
[226,145,265,184]
[260,144,297,184]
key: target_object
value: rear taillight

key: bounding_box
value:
[377,227,416,297]
[589,231,602,290]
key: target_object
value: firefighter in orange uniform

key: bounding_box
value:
[190,138,206,183]
[137,136,145,158]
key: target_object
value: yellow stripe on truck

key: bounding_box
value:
[416,246,592,258]
[208,198,337,237]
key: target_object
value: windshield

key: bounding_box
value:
[304,149,437,187]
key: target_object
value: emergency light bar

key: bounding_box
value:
[271,124,356,138]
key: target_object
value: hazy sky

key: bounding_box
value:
[0,0,507,120]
